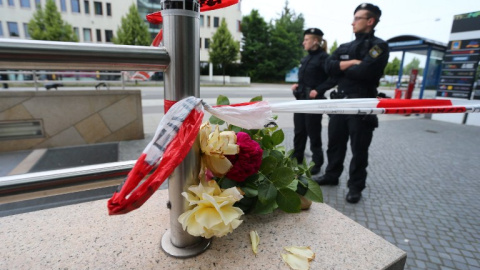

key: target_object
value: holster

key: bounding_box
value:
[294,85,311,100]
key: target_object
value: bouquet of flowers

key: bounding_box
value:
[178,95,323,239]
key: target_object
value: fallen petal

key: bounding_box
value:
[284,246,315,261]
[281,253,310,270]
[250,230,260,254]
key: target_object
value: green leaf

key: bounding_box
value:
[244,173,259,184]
[241,186,258,197]
[218,177,237,189]
[304,178,324,203]
[269,150,285,162]
[276,188,301,213]
[286,149,295,159]
[252,199,277,215]
[275,145,286,153]
[261,135,274,149]
[260,156,278,175]
[286,179,298,191]
[216,95,230,105]
[236,196,257,213]
[271,130,285,145]
[270,167,295,188]
[257,181,277,204]
[250,96,263,102]
[228,124,242,133]
[296,175,309,196]
[209,115,225,125]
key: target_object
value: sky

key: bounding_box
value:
[240,0,480,45]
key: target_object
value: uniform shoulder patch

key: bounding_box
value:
[369,45,383,58]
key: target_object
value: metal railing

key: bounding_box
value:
[2,0,206,256]
[1,70,127,90]
[0,38,169,71]
[0,38,170,201]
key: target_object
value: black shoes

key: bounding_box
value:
[312,175,339,186]
[310,166,321,175]
[346,190,362,204]
[312,174,362,203]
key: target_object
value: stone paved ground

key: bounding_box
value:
[283,115,480,270]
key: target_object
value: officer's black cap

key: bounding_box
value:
[304,28,324,36]
[354,3,381,18]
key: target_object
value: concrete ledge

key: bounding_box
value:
[0,90,144,152]
[0,190,406,269]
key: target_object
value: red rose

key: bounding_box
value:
[226,132,263,182]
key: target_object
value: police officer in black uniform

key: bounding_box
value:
[291,28,336,175]
[313,3,389,203]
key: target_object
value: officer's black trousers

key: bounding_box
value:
[324,114,376,192]
[293,113,323,168]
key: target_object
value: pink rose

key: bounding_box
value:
[226,132,263,182]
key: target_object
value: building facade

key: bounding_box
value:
[0,0,136,43]
[0,0,243,63]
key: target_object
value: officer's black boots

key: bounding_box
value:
[346,190,362,204]
[313,175,339,186]
[310,165,321,175]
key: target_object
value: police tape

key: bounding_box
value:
[108,97,480,215]
[269,98,480,115]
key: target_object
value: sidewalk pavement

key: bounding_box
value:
[284,115,480,270]
[1,111,480,269]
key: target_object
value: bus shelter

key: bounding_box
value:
[387,35,447,99]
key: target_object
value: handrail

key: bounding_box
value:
[0,39,169,201]
[0,161,136,202]
[0,38,170,71]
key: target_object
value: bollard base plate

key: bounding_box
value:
[161,229,212,258]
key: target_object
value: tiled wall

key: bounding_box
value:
[0,90,144,152]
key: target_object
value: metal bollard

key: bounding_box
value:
[160,0,211,258]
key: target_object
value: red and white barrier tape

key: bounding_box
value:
[107,97,480,214]
[108,97,480,215]
[270,98,480,115]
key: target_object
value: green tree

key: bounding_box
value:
[241,10,272,81]
[384,57,401,75]
[403,57,422,75]
[268,1,305,81]
[113,4,151,46]
[329,40,338,55]
[209,18,240,85]
[28,0,78,41]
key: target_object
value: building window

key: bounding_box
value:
[20,0,31,8]
[71,0,80,12]
[199,38,201,48]
[23,23,30,38]
[94,1,102,15]
[84,0,89,13]
[106,2,111,16]
[35,0,41,8]
[7,22,19,37]
[60,0,66,11]
[73,27,79,40]
[237,20,241,32]
[213,17,219,27]
[207,15,210,27]
[200,15,204,27]
[8,0,14,6]
[96,29,101,42]
[0,22,4,37]
[205,38,210,49]
[83,28,91,42]
[105,30,113,42]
